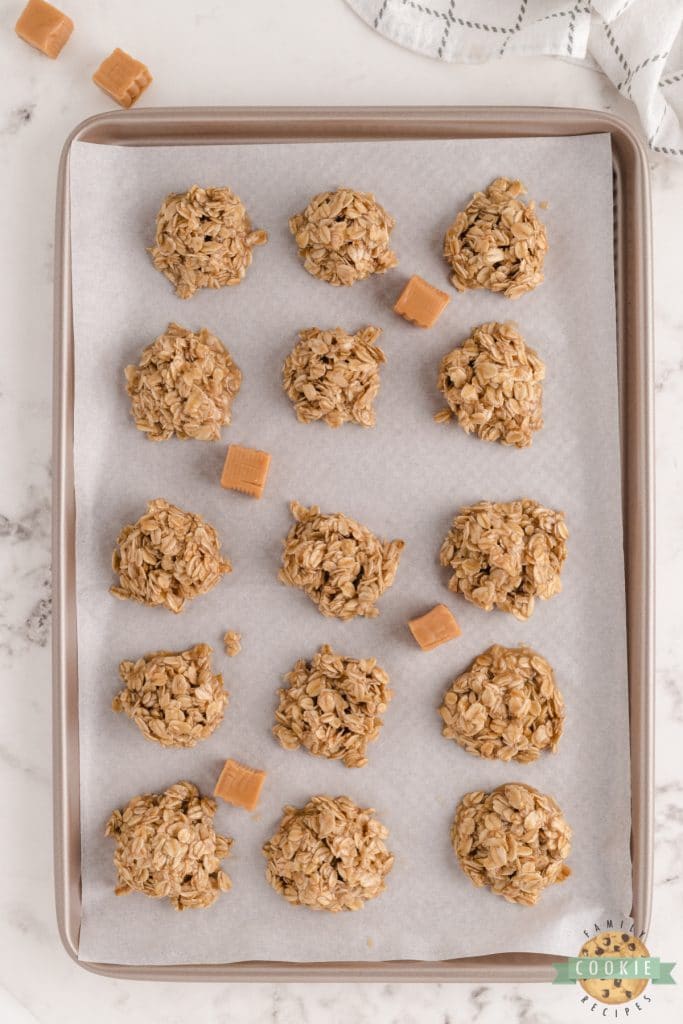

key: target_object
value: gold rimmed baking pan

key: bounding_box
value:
[52,107,653,981]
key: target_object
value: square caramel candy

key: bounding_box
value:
[408,604,461,651]
[93,48,152,109]
[214,758,266,812]
[221,444,271,499]
[15,0,73,59]
[394,275,451,328]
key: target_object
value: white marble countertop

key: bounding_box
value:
[0,1,681,1021]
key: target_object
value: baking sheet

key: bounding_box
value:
[69,134,631,965]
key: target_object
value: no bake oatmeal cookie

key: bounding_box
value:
[436,321,545,448]
[289,187,397,286]
[439,644,564,762]
[443,178,547,299]
[125,323,242,441]
[263,795,393,911]
[110,498,232,613]
[282,326,385,428]
[113,643,228,748]
[149,185,267,299]
[106,781,233,910]
[273,644,392,768]
[451,782,571,905]
[279,501,404,620]
[439,499,568,620]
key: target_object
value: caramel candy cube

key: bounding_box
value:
[221,444,271,499]
[394,275,451,328]
[214,758,266,812]
[15,0,73,59]
[93,48,152,109]
[408,604,461,651]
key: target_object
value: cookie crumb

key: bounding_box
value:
[223,630,242,657]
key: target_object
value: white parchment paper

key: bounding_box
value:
[69,134,631,965]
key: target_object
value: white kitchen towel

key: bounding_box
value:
[345,0,683,156]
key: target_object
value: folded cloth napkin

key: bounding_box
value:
[345,0,683,156]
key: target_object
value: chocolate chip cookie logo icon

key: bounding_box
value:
[552,919,676,1013]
